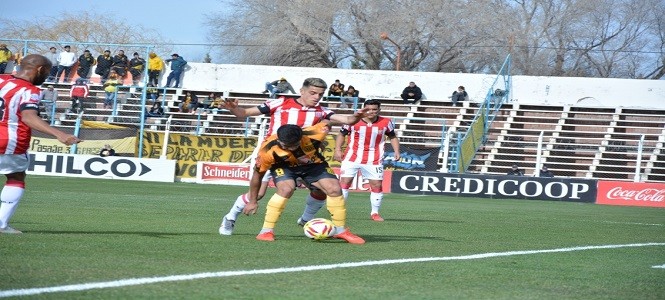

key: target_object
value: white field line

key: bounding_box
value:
[601,221,663,226]
[653,264,665,269]
[0,242,663,298]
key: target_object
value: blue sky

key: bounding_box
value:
[2,0,226,62]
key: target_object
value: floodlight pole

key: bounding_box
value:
[380,32,401,71]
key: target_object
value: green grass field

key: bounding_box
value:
[0,176,663,299]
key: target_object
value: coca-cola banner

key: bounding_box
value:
[391,171,597,202]
[596,181,665,207]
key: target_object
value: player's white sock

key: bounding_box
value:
[300,194,325,222]
[370,192,383,215]
[342,189,349,200]
[0,183,25,228]
[225,193,248,221]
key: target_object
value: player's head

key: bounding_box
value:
[363,99,381,118]
[17,54,52,85]
[277,124,302,150]
[299,77,327,107]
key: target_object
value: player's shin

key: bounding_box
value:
[225,193,248,221]
[299,192,326,223]
[261,194,289,232]
[0,180,25,229]
[326,195,346,229]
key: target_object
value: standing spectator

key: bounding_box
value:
[99,144,116,157]
[450,85,468,107]
[147,52,163,86]
[327,79,345,97]
[178,90,198,113]
[145,102,164,119]
[76,50,96,80]
[0,44,13,74]
[69,78,89,113]
[95,50,113,82]
[111,50,129,79]
[164,53,187,88]
[539,165,555,177]
[103,71,120,109]
[334,99,400,222]
[44,46,58,81]
[55,45,76,83]
[263,77,296,99]
[129,52,145,85]
[340,85,359,109]
[40,85,58,121]
[0,54,81,234]
[507,164,524,176]
[400,81,422,104]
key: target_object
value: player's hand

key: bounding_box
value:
[59,134,81,146]
[243,202,258,215]
[353,106,370,118]
[394,152,401,161]
[333,149,343,162]
[220,98,238,110]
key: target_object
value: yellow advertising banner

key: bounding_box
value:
[30,137,136,155]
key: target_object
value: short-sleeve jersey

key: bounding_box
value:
[0,75,41,154]
[340,116,396,165]
[257,97,334,137]
[254,122,330,173]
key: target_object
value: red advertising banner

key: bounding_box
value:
[596,181,665,208]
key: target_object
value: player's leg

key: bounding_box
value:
[297,186,326,226]
[360,164,385,221]
[339,160,359,200]
[256,167,297,241]
[0,155,29,234]
[219,172,271,235]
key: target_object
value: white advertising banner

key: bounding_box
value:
[196,162,251,186]
[27,153,176,183]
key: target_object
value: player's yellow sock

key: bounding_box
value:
[326,195,346,227]
[262,194,289,229]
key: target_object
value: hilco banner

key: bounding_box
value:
[383,145,440,171]
[196,162,251,186]
[391,171,597,202]
[27,153,176,182]
[596,181,665,208]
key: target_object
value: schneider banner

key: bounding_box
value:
[391,171,597,202]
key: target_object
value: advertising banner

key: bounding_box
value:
[596,181,665,207]
[27,153,176,182]
[31,127,137,156]
[391,171,597,202]
[383,145,440,171]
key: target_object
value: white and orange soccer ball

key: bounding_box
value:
[303,218,335,240]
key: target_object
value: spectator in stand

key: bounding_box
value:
[76,50,96,80]
[44,47,58,81]
[145,102,164,119]
[178,90,198,113]
[450,85,467,107]
[95,50,113,82]
[40,85,58,121]
[103,70,120,109]
[340,85,359,109]
[55,45,76,83]
[539,165,554,177]
[111,50,129,79]
[263,77,296,99]
[147,52,163,86]
[400,81,422,104]
[164,53,187,88]
[199,92,219,111]
[146,83,159,103]
[69,78,89,113]
[129,52,146,85]
[506,164,524,176]
[99,144,116,157]
[0,44,13,74]
[327,79,345,97]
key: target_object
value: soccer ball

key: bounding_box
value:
[303,218,335,240]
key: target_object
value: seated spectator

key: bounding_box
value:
[178,90,198,113]
[450,85,468,107]
[327,79,345,97]
[539,165,554,177]
[99,144,116,157]
[146,84,159,103]
[400,81,422,104]
[263,77,296,99]
[40,85,58,120]
[506,164,524,176]
[103,71,121,109]
[69,78,89,113]
[340,85,359,109]
[111,50,129,78]
[145,102,165,119]
[199,92,219,111]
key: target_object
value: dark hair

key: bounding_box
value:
[302,77,327,89]
[277,125,302,145]
[49,46,56,50]
[458,86,465,90]
[363,99,381,108]
[347,85,355,90]
[133,52,139,56]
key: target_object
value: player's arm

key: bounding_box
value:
[219,98,262,118]
[328,106,370,125]
[388,133,401,161]
[242,167,266,216]
[333,130,347,162]
[21,109,80,145]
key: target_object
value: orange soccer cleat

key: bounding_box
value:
[256,231,275,242]
[333,228,365,245]
[370,213,384,222]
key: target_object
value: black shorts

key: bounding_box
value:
[271,163,337,188]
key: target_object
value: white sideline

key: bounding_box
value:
[1,242,663,298]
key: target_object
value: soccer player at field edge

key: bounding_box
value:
[0,54,81,234]
[217,77,369,236]
[333,99,400,222]
[242,122,365,244]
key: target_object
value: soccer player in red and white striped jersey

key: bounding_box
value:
[218,77,369,235]
[334,99,400,222]
[0,55,80,234]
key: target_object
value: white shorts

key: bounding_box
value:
[261,171,272,182]
[0,153,30,174]
[340,161,383,180]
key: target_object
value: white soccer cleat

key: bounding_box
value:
[0,226,22,234]
[297,217,307,227]
[218,216,235,236]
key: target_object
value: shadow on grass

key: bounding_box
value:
[245,233,454,243]
[358,218,464,224]
[25,230,210,238]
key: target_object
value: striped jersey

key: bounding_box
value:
[255,122,330,173]
[340,116,396,165]
[257,97,334,137]
[0,75,41,154]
